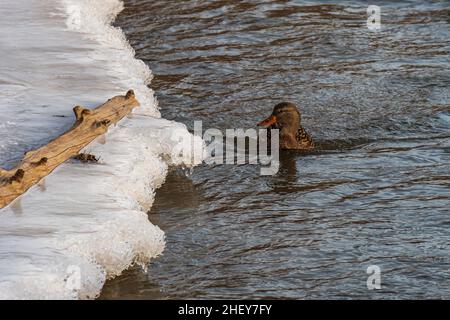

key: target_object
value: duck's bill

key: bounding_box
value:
[257,115,277,127]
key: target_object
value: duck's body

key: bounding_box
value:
[294,126,315,150]
[258,102,314,150]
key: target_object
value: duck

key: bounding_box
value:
[257,102,314,150]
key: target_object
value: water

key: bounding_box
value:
[101,0,450,299]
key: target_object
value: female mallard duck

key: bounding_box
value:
[257,102,314,150]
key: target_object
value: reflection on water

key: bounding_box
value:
[101,0,450,299]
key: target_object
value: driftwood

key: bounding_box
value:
[0,90,139,209]
[73,153,100,163]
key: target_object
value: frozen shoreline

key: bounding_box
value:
[0,0,202,299]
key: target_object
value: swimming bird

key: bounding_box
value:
[257,102,314,150]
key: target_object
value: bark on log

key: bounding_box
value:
[0,90,139,209]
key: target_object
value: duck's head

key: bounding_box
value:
[257,102,301,132]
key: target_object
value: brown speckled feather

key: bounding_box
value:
[295,126,314,149]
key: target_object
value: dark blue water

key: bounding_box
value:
[102,0,450,299]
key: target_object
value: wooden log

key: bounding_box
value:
[0,90,139,209]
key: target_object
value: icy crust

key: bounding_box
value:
[0,0,204,299]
